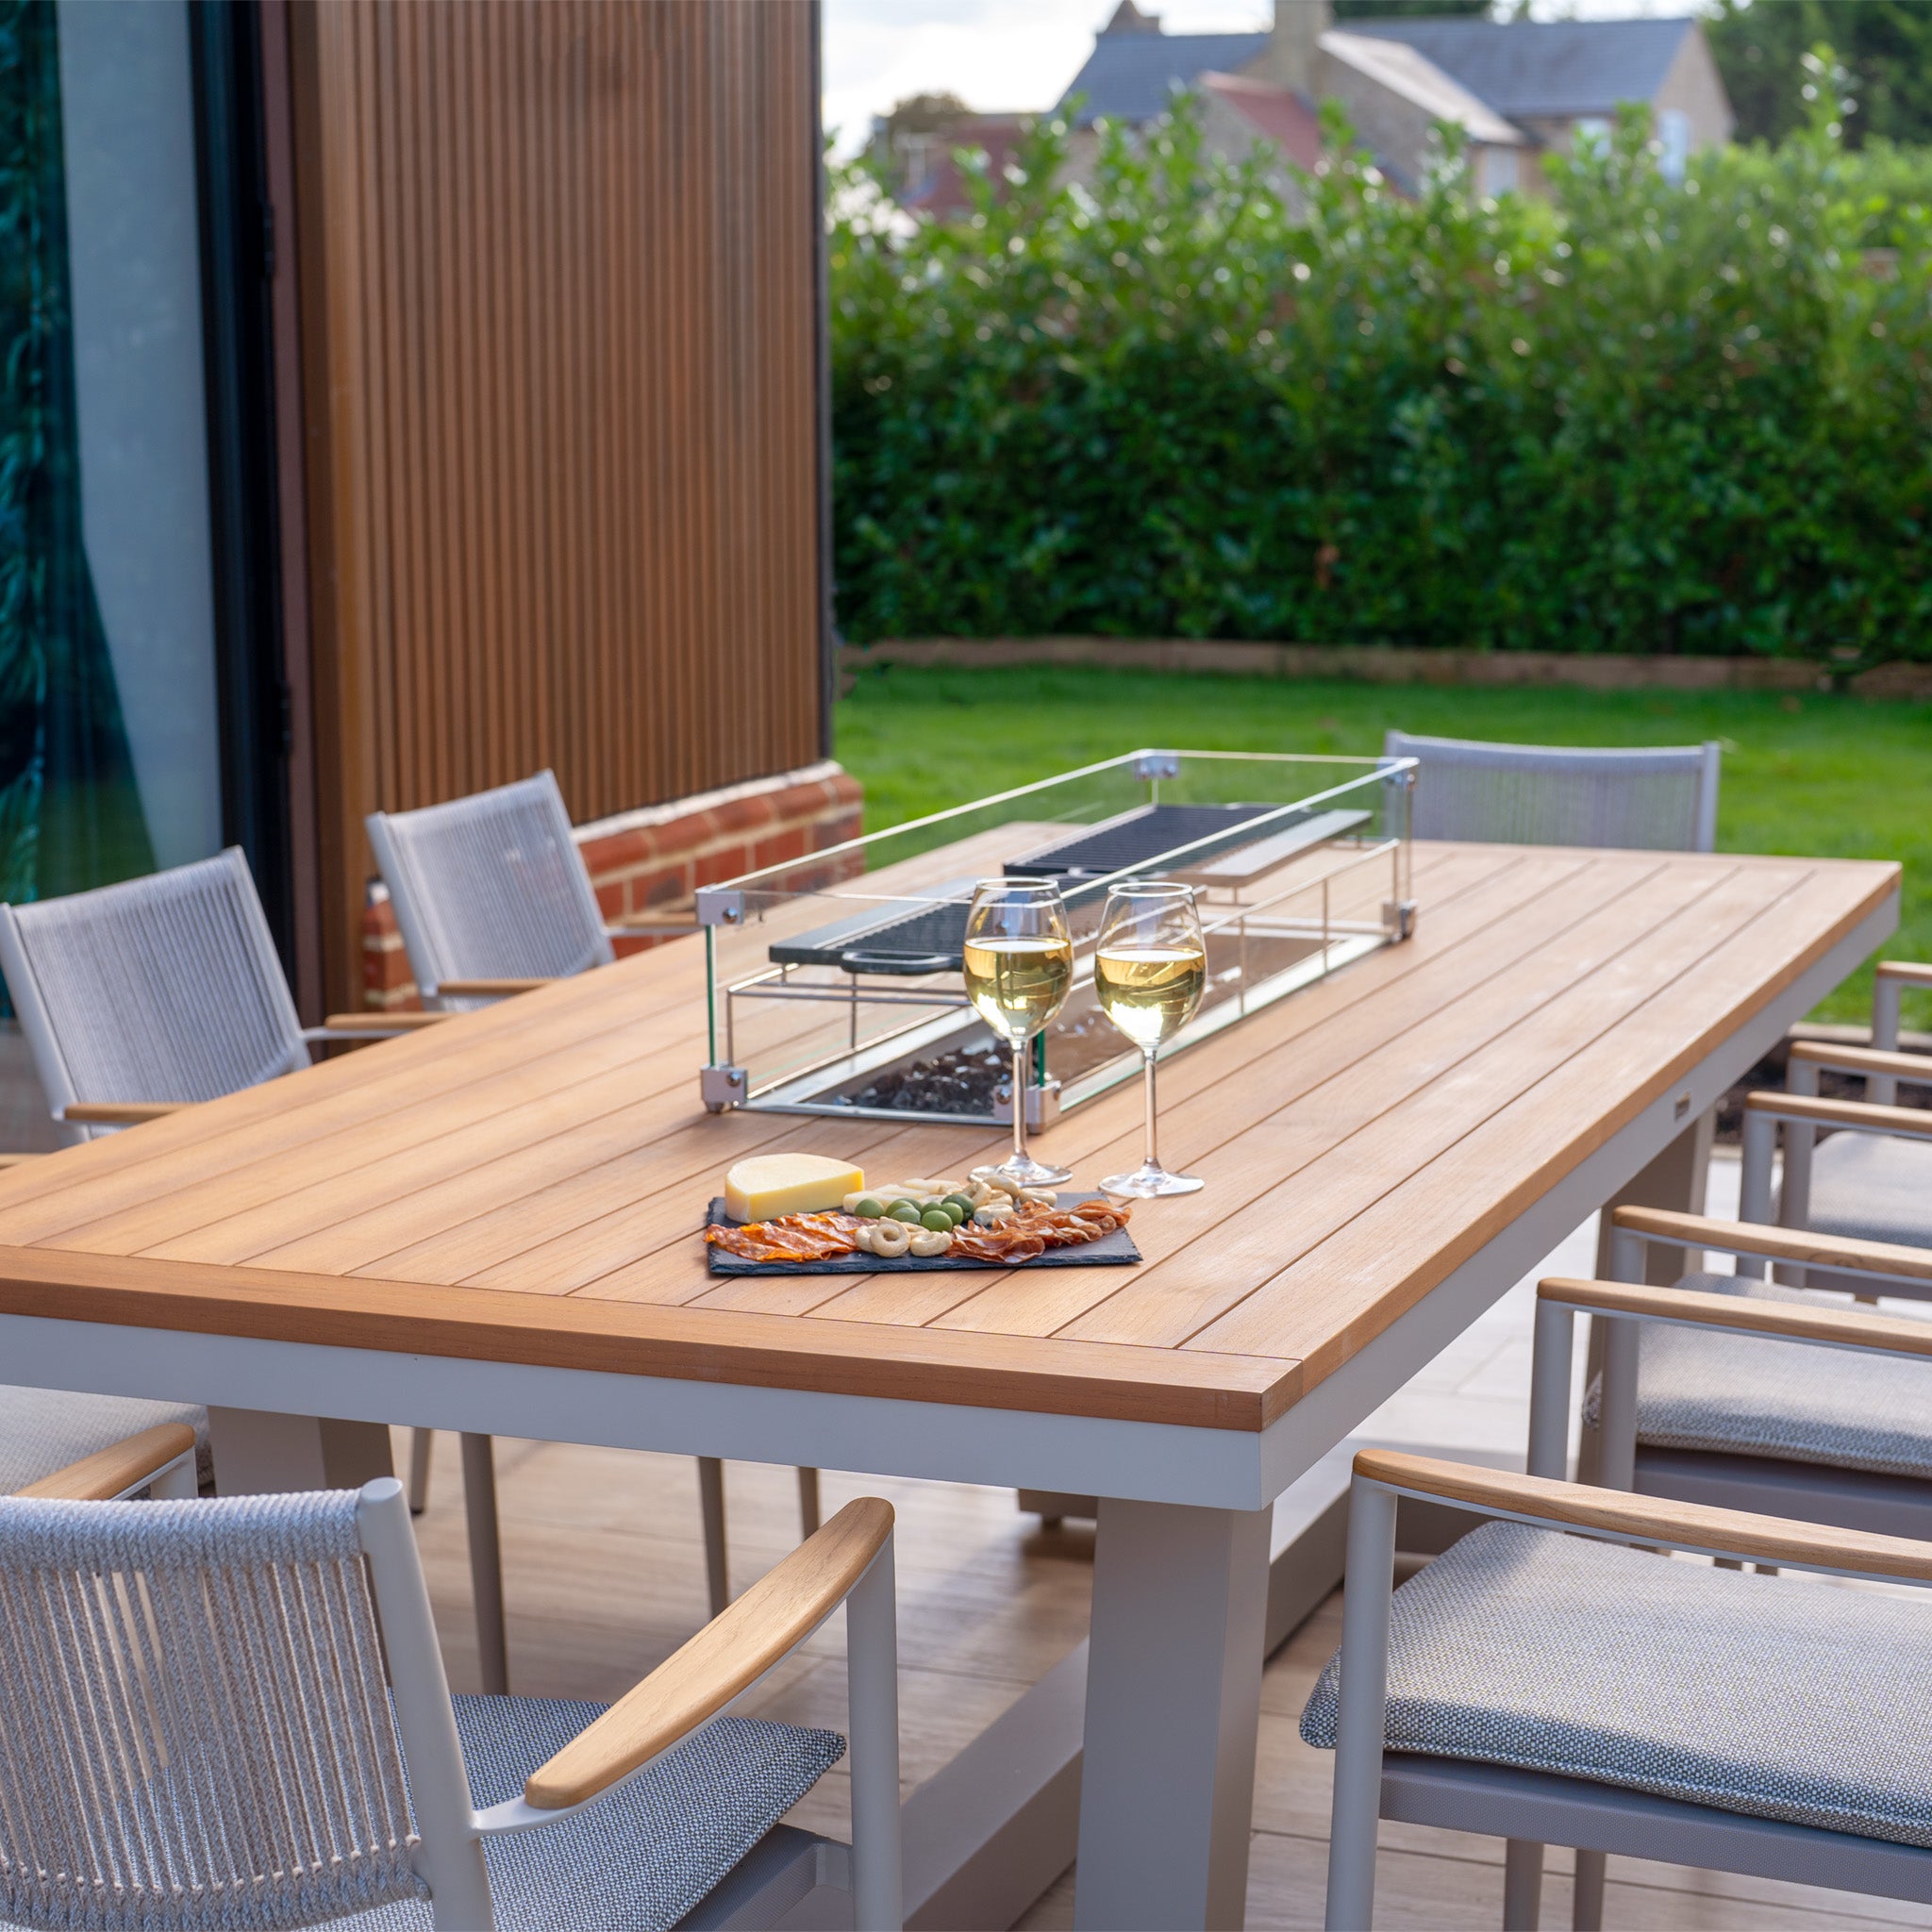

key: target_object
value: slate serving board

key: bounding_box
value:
[703,1193,1141,1276]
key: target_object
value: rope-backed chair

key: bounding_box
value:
[0,847,429,1143]
[368,774,806,1610]
[0,852,518,1693]
[1381,730,1722,852]
[1516,1214,1932,1925]
[0,1478,902,1931]
[1736,1023,1932,1300]
[1308,1446,1932,1931]
[366,771,624,1013]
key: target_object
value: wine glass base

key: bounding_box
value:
[1100,1161,1204,1199]
[993,1153,1073,1190]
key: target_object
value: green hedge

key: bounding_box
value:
[829,84,1932,660]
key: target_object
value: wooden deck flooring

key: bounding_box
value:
[405,1410,1932,1931]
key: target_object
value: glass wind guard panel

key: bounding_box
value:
[700,750,1416,1125]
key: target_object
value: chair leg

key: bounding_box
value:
[408,1427,435,1515]
[459,1433,508,1695]
[798,1465,822,1538]
[1571,1849,1606,1932]
[699,1457,729,1617]
[1502,1840,1543,1932]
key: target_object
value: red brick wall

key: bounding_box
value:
[362,762,863,1010]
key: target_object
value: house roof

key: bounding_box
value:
[1321,29,1524,146]
[1057,27,1271,125]
[1342,17,1695,121]
[1198,71,1324,170]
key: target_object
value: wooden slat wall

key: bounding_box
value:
[288,0,823,1010]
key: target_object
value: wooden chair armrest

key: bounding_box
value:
[62,1101,191,1125]
[1609,1205,1932,1286]
[1541,1274,1932,1359]
[523,1496,893,1811]
[1878,960,1932,989]
[434,978,554,998]
[1741,1089,1932,1140]
[1789,1040,1932,1084]
[316,1012,450,1035]
[603,920,699,939]
[0,1153,44,1169]
[1353,1447,1932,1584]
[15,1423,198,1500]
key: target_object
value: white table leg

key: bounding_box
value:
[1074,1497,1272,1931]
[206,1407,394,1492]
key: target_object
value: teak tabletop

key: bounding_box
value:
[0,841,1896,1436]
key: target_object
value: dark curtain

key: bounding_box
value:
[0,0,154,919]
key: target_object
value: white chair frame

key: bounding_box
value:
[1323,1447,1932,1932]
[358,1479,903,1931]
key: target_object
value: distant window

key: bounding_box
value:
[1573,116,1611,158]
[1477,145,1519,196]
[1656,108,1690,183]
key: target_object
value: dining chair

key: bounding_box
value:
[0,846,433,1144]
[367,769,650,1013]
[1527,1208,1932,1927]
[368,772,816,1602]
[1307,1446,1932,1932]
[1738,1032,1932,1292]
[9,1417,198,1500]
[0,1480,901,1932]
[1381,730,1721,853]
[0,852,526,1692]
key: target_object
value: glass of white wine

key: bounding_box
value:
[1095,880,1207,1198]
[962,878,1074,1190]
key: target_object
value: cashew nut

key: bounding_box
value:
[1017,1187,1059,1208]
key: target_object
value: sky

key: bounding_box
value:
[822,0,1704,153]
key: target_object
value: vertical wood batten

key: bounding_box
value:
[291,0,822,1008]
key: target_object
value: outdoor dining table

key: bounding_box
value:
[0,837,1897,1930]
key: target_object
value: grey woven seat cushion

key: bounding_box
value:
[1302,1519,1932,1847]
[343,1697,844,1932]
[0,1386,207,1493]
[1624,1271,1932,1478]
[1807,1130,1932,1249]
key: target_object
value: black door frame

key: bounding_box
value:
[189,0,296,975]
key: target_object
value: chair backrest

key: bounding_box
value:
[1382,730,1721,852]
[0,1487,438,1931]
[367,772,613,1005]
[0,850,308,1140]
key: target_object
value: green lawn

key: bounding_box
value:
[835,664,1932,1027]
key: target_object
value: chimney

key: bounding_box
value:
[1259,0,1332,94]
[1101,1,1162,33]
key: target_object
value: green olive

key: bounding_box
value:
[942,1194,975,1222]
[887,1200,923,1224]
[853,1197,886,1219]
[921,1208,955,1233]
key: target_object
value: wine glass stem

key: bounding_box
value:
[1141,1046,1159,1173]
[1012,1038,1029,1167]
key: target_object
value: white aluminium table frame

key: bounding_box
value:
[0,891,1894,1932]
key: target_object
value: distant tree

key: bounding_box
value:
[1707,0,1932,147]
[1332,0,1489,14]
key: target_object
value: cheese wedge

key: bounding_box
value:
[724,1153,865,1223]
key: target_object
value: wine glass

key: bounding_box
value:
[962,878,1074,1190]
[1095,880,1207,1198]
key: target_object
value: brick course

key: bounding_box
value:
[361,760,863,1010]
